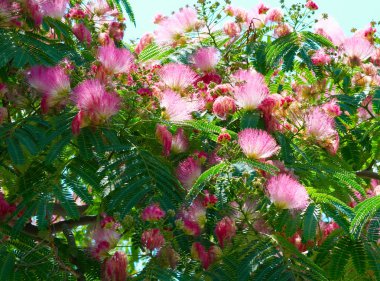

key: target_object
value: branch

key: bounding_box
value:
[356,170,380,180]
[53,204,88,216]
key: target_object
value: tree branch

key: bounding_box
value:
[356,170,380,180]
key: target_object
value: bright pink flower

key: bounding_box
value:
[311,49,331,66]
[315,17,345,46]
[72,23,92,46]
[321,99,342,117]
[215,217,236,248]
[238,128,280,160]
[156,124,172,156]
[266,8,283,23]
[176,157,202,190]
[109,22,124,42]
[25,0,43,25]
[304,107,339,154]
[27,65,70,113]
[203,190,218,208]
[171,128,189,153]
[159,90,199,122]
[72,80,120,133]
[0,192,15,220]
[305,0,318,10]
[266,173,309,209]
[233,72,269,110]
[91,227,120,259]
[40,0,68,18]
[212,96,237,120]
[178,200,206,236]
[192,47,220,72]
[217,129,232,143]
[319,221,339,241]
[98,44,135,74]
[135,33,154,54]
[223,22,241,37]
[141,228,165,251]
[341,36,375,65]
[159,63,198,91]
[0,107,8,124]
[103,251,127,281]
[66,4,86,19]
[141,204,165,222]
[191,242,209,268]
[257,3,270,14]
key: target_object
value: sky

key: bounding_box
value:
[125,0,380,40]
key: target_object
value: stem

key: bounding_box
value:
[356,170,380,180]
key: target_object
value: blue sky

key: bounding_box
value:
[125,0,380,40]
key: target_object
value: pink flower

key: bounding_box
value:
[238,128,280,160]
[321,99,342,117]
[153,13,166,24]
[178,200,206,236]
[135,33,154,54]
[311,49,331,66]
[157,246,180,269]
[40,0,68,19]
[109,22,124,42]
[0,192,15,220]
[305,0,318,10]
[159,90,199,122]
[72,23,92,46]
[98,44,135,74]
[91,227,120,259]
[315,17,345,46]
[215,217,237,248]
[156,124,172,156]
[266,173,309,209]
[203,190,218,208]
[304,107,339,154]
[159,63,198,91]
[192,47,220,72]
[358,96,375,121]
[72,80,120,133]
[88,0,111,16]
[223,22,241,37]
[141,228,165,251]
[176,157,202,190]
[191,243,221,269]
[25,0,43,25]
[171,128,189,153]
[27,65,70,113]
[141,204,166,222]
[274,23,293,37]
[212,96,237,120]
[341,36,375,65]
[233,72,269,110]
[266,8,283,23]
[103,251,128,281]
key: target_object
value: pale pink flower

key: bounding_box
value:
[178,200,206,236]
[25,0,43,25]
[246,4,267,28]
[87,0,111,16]
[159,90,198,122]
[171,128,189,153]
[159,63,197,91]
[191,243,221,269]
[305,107,339,154]
[266,8,283,23]
[215,217,236,248]
[72,23,92,46]
[266,173,309,209]
[232,69,258,83]
[192,47,220,72]
[72,80,120,133]
[223,22,241,37]
[135,33,154,54]
[103,251,128,281]
[274,23,293,38]
[238,128,280,159]
[141,228,165,251]
[91,227,120,259]
[321,99,342,117]
[212,96,237,120]
[311,49,331,66]
[27,65,70,113]
[142,204,165,221]
[315,17,345,46]
[341,36,375,65]
[305,0,318,10]
[358,96,375,121]
[156,124,172,156]
[98,44,135,74]
[354,24,376,43]
[40,0,68,18]
[153,13,166,24]
[176,157,202,190]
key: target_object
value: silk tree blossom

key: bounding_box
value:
[321,99,342,117]
[159,90,199,122]
[135,33,154,54]
[91,223,120,259]
[156,124,172,156]
[311,49,331,66]
[212,96,237,120]
[233,72,269,110]
[71,80,120,134]
[191,242,221,269]
[192,47,220,72]
[171,128,189,153]
[158,63,198,91]
[103,251,127,281]
[27,65,71,113]
[40,0,68,19]
[315,17,345,46]
[266,173,309,210]
[98,44,135,74]
[0,192,15,220]
[72,23,92,46]
[232,69,259,83]
[341,36,375,65]
[141,204,165,222]
[141,228,165,251]
[304,107,340,154]
[266,8,283,23]
[223,22,241,38]
[274,23,293,38]
[305,0,318,10]
[238,128,280,160]
[176,156,202,190]
[177,200,206,236]
[215,217,237,248]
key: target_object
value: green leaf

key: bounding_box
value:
[240,111,263,129]
[0,252,15,281]
[6,137,25,166]
[373,89,380,114]
[302,204,319,242]
[54,186,80,219]
[236,158,279,175]
[350,196,380,239]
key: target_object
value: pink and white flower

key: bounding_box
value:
[238,128,280,159]
[212,96,237,120]
[192,47,220,72]
[266,173,309,209]
[40,0,68,19]
[215,217,237,248]
[142,204,166,222]
[72,23,92,46]
[315,17,345,46]
[311,49,331,66]
[103,251,128,281]
[98,44,135,74]
[159,63,198,91]
[176,157,202,190]
[159,90,199,122]
[341,36,375,65]
[141,228,165,251]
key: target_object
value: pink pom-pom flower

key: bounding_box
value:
[238,128,280,160]
[141,228,165,251]
[72,23,92,46]
[266,173,309,210]
[98,44,135,74]
[215,217,237,248]
[192,47,220,72]
[40,0,68,19]
[159,90,199,122]
[341,36,375,65]
[159,63,198,91]
[141,204,166,222]
[212,96,237,120]
[103,251,128,281]
[176,157,202,190]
